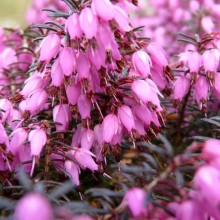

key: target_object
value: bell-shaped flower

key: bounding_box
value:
[65,160,80,186]
[80,129,94,150]
[173,76,190,101]
[121,187,147,217]
[65,13,82,40]
[113,5,131,32]
[28,128,47,157]
[79,8,98,39]
[102,114,119,143]
[176,200,205,220]
[74,148,98,172]
[133,104,152,126]
[53,104,71,131]
[87,44,106,70]
[202,49,220,73]
[25,89,48,114]
[187,51,201,73]
[7,109,22,129]
[132,51,152,77]
[118,105,135,132]
[14,193,53,220]
[21,76,43,98]
[59,47,76,76]
[39,34,61,63]
[77,94,92,119]
[92,0,113,21]
[194,165,220,209]
[66,83,81,105]
[71,124,83,148]
[76,52,90,79]
[194,76,209,104]
[51,59,64,87]
[146,43,168,67]
[9,128,28,155]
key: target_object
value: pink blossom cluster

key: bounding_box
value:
[0,0,170,187]
[172,33,220,111]
[131,0,220,56]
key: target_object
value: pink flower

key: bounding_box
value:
[92,0,113,21]
[176,200,205,220]
[102,114,119,143]
[132,50,152,77]
[65,160,80,186]
[113,5,131,32]
[0,99,12,123]
[39,34,61,63]
[202,139,220,161]
[53,104,71,131]
[21,76,43,98]
[118,105,135,132]
[202,49,220,73]
[25,89,48,114]
[121,187,147,217]
[28,128,47,156]
[9,128,28,155]
[59,47,76,76]
[79,8,98,39]
[173,76,190,100]
[74,148,98,172]
[194,76,209,105]
[51,59,64,87]
[76,52,90,79]
[66,83,81,106]
[80,129,95,150]
[14,193,53,220]
[187,51,201,73]
[65,13,82,40]
[194,165,220,209]
[77,94,92,119]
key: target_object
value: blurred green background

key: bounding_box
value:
[0,0,30,27]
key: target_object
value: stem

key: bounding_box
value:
[44,144,50,181]
[173,86,192,146]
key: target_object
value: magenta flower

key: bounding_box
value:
[51,59,64,87]
[25,89,48,114]
[92,0,113,21]
[64,160,80,186]
[76,52,90,79]
[28,128,47,157]
[77,94,92,119]
[80,129,95,150]
[102,114,119,143]
[9,128,28,155]
[53,104,71,131]
[14,193,53,220]
[65,13,82,40]
[39,34,61,63]
[118,105,135,132]
[74,148,98,172]
[132,50,152,77]
[66,83,81,105]
[173,76,190,101]
[59,47,76,76]
[79,7,98,39]
[121,187,147,217]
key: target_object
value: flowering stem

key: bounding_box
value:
[174,86,192,147]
